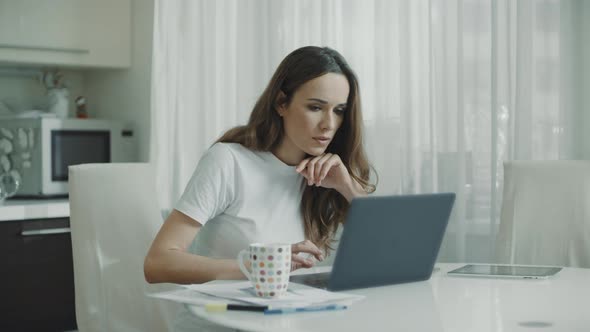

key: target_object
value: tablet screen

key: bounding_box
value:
[448,264,562,277]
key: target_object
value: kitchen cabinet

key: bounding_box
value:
[0,217,77,331]
[0,0,131,68]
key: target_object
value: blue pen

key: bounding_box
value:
[264,304,347,315]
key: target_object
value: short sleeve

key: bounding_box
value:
[174,143,235,225]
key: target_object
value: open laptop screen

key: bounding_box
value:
[291,193,456,291]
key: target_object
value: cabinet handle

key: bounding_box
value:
[0,43,89,54]
[21,227,71,236]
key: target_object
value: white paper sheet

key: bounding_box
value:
[182,281,364,308]
[147,288,247,306]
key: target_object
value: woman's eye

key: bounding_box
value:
[334,108,346,115]
[308,105,322,111]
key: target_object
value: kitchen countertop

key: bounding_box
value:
[0,198,70,222]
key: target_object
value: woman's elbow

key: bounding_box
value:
[143,254,160,284]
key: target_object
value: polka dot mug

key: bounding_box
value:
[237,243,291,298]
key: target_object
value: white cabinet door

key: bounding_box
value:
[0,0,87,52]
[80,0,131,68]
[0,0,130,68]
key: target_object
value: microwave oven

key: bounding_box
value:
[0,117,135,197]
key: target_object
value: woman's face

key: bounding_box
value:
[276,72,350,165]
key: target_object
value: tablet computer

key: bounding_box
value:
[447,264,562,279]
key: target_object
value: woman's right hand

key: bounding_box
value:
[290,240,324,271]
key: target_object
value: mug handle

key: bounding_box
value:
[237,249,252,280]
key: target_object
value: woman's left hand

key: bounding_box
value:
[295,153,352,193]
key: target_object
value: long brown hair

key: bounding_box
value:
[217,46,376,254]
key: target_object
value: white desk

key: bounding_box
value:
[188,263,590,332]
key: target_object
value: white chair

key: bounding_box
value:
[69,163,177,332]
[496,160,590,268]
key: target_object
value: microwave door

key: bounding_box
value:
[42,128,111,196]
[52,130,111,180]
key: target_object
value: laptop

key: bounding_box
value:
[290,193,455,291]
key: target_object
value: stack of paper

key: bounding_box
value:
[149,280,364,310]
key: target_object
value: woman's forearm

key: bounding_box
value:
[145,209,246,284]
[144,248,245,284]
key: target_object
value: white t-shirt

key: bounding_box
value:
[173,142,306,331]
[175,142,306,258]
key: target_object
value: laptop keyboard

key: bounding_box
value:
[289,272,331,289]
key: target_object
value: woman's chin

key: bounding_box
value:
[304,146,327,156]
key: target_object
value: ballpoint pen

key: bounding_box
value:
[264,304,348,315]
[205,303,268,312]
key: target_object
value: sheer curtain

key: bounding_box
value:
[151,0,580,262]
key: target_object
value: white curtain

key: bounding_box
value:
[151,0,580,262]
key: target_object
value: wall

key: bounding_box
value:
[0,69,84,117]
[83,0,154,162]
[583,1,590,159]
[0,0,154,162]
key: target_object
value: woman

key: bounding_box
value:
[144,46,376,331]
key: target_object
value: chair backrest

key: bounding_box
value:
[496,160,590,268]
[69,163,176,332]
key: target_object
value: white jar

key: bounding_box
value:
[47,88,70,118]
